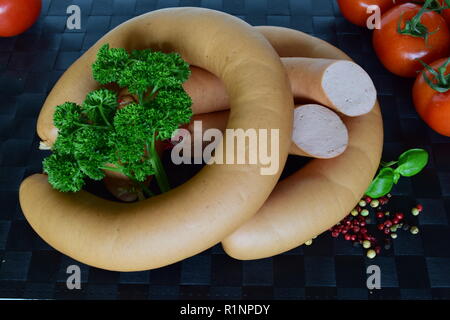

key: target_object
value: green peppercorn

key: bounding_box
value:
[361,209,369,217]
[359,200,367,207]
[385,211,390,216]
[367,249,376,259]
[363,240,371,249]
[305,239,313,246]
[370,199,380,208]
[391,233,398,239]
[411,208,420,216]
[410,226,419,235]
[351,209,359,216]
[390,226,397,233]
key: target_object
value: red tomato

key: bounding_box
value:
[413,57,450,136]
[0,0,42,37]
[337,0,409,27]
[439,0,450,26]
[373,3,450,77]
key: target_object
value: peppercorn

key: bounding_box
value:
[395,212,404,220]
[375,246,381,254]
[353,226,360,233]
[351,209,359,216]
[384,220,393,228]
[390,225,398,233]
[385,211,390,216]
[305,239,313,246]
[416,204,423,211]
[359,200,367,207]
[410,226,419,235]
[376,211,384,219]
[384,227,391,235]
[363,240,371,249]
[370,199,380,208]
[377,224,385,231]
[411,207,420,216]
[391,233,398,239]
[392,218,400,225]
[367,249,376,259]
[361,209,369,217]
[351,234,357,241]
[345,234,352,241]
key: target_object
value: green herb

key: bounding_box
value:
[365,149,429,198]
[43,44,193,195]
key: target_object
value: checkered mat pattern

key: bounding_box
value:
[0,0,450,300]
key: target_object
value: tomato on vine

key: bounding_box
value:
[413,57,450,136]
[373,1,450,77]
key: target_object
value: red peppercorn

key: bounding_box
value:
[345,220,351,225]
[365,196,372,203]
[392,218,400,225]
[357,206,362,213]
[341,229,348,235]
[345,234,352,241]
[353,226,360,233]
[377,224,385,231]
[351,235,357,241]
[375,246,381,254]
[384,220,393,228]
[360,221,366,227]
[395,212,404,220]
[332,231,339,238]
[360,227,368,234]
[384,227,391,235]
[416,204,423,212]
[376,212,384,219]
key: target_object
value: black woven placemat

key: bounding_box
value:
[1,0,450,300]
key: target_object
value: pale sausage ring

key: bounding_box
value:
[19,8,294,271]
[222,27,383,259]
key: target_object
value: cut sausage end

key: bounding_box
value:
[292,104,348,159]
[322,61,376,117]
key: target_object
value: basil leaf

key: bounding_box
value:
[393,171,401,184]
[365,167,395,199]
[396,149,429,177]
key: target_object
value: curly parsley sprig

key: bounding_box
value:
[43,44,193,195]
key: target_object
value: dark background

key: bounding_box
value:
[0,0,450,300]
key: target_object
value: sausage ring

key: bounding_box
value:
[19,8,294,271]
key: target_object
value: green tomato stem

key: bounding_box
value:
[397,0,437,40]
[419,58,450,93]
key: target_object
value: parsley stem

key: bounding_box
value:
[148,133,170,193]
[75,122,109,130]
[98,104,112,127]
[100,164,155,198]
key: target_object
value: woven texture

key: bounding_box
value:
[1,0,450,300]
